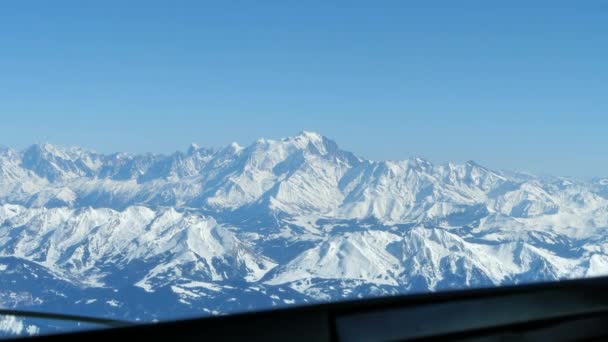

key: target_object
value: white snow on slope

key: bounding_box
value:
[1,132,608,303]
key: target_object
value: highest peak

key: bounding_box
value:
[294,130,323,141]
[288,131,328,145]
[286,131,331,155]
[253,131,325,146]
[247,131,328,150]
[240,131,360,165]
[289,131,361,165]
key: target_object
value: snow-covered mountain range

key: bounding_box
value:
[2,131,608,329]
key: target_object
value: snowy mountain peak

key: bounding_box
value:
[209,142,243,162]
[408,156,433,170]
[229,142,243,151]
[2,133,608,323]
[291,130,323,144]
[20,143,101,181]
[283,131,327,154]
[296,130,322,140]
[187,143,201,154]
[25,143,93,160]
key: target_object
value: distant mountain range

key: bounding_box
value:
[2,131,608,334]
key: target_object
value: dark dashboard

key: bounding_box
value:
[7,276,608,341]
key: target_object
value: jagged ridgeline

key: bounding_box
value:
[2,132,608,323]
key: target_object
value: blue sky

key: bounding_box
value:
[0,1,606,178]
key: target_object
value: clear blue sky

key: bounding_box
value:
[0,1,606,178]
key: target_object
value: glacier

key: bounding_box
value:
[2,131,608,324]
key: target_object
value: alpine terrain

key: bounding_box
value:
[2,132,608,334]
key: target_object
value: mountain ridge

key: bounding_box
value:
[1,132,608,325]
